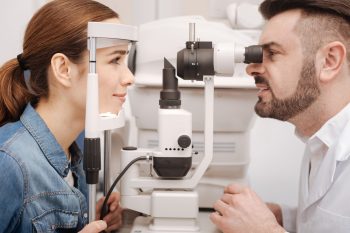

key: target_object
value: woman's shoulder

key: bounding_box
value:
[0,122,28,187]
[0,120,40,164]
[0,122,42,173]
[0,150,25,193]
[0,150,25,233]
[0,120,30,185]
[0,120,25,148]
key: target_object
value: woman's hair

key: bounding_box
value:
[0,0,119,126]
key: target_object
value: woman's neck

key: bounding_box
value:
[35,98,84,157]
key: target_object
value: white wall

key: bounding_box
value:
[0,0,305,208]
[0,0,47,65]
[250,118,304,206]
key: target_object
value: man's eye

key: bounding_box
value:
[268,50,276,57]
[264,49,278,61]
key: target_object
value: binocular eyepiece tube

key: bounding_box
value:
[177,42,263,80]
[176,23,263,80]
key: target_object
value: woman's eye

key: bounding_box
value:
[111,57,121,64]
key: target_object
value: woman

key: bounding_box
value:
[0,0,134,232]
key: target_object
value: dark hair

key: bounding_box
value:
[259,0,350,62]
[260,0,350,22]
[0,0,119,126]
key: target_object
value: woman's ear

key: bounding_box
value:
[317,41,346,83]
[50,53,74,88]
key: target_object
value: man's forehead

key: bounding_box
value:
[259,9,302,47]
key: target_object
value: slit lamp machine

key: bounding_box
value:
[83,21,262,232]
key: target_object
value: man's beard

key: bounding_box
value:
[254,58,320,121]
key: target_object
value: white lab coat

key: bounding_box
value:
[282,103,350,233]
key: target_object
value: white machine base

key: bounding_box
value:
[122,212,220,233]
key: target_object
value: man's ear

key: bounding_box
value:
[317,41,346,83]
[50,53,74,88]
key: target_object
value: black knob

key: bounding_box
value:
[178,135,191,148]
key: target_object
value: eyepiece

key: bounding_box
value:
[244,45,263,64]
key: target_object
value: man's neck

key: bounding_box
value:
[290,96,350,137]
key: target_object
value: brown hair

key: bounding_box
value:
[259,0,350,62]
[0,0,119,126]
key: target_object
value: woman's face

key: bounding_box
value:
[71,18,134,116]
[95,43,134,114]
[95,17,134,114]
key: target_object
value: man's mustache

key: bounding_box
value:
[254,76,269,86]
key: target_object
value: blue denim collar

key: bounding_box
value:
[20,104,82,177]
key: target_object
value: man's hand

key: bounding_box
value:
[210,184,285,233]
[96,192,123,232]
[266,202,283,226]
[78,220,107,233]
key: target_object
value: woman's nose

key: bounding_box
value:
[122,65,135,86]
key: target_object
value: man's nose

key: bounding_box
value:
[246,63,265,77]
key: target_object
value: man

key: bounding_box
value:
[210,0,350,232]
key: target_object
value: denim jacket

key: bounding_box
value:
[0,104,88,232]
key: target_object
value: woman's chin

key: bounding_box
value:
[100,103,123,115]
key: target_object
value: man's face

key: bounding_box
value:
[246,10,320,121]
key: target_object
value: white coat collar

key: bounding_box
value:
[299,102,350,213]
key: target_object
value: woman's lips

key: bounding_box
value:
[113,93,126,103]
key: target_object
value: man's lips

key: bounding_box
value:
[256,84,270,93]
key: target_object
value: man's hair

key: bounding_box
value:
[260,0,350,22]
[259,0,350,62]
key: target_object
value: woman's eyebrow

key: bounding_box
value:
[107,50,129,56]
